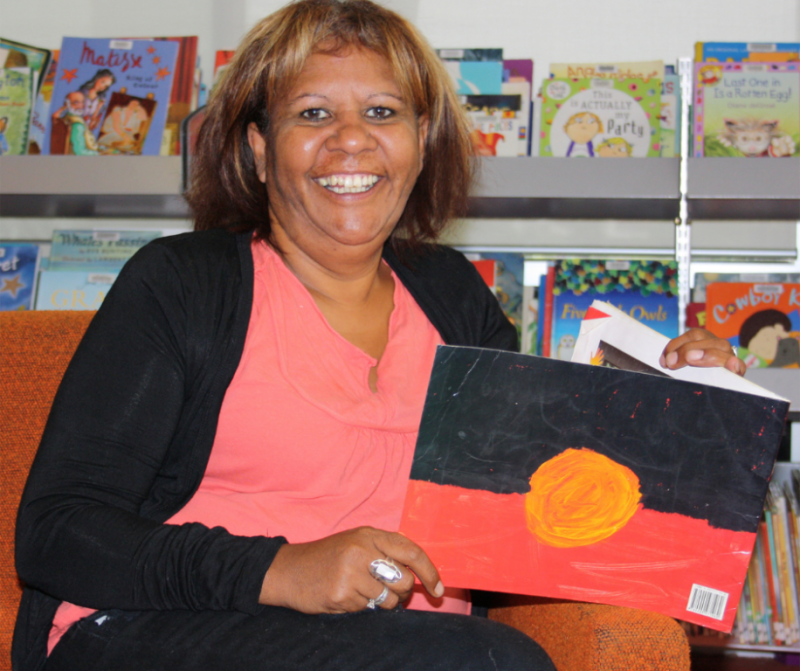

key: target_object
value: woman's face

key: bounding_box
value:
[248,46,428,259]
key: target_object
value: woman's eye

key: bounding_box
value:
[300,108,330,121]
[366,106,394,120]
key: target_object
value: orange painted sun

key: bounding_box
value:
[525,448,642,548]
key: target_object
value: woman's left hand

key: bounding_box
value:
[660,328,746,377]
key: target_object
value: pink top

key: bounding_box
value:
[49,240,467,653]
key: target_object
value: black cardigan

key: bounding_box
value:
[13,230,517,671]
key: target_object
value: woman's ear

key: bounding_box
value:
[247,122,268,184]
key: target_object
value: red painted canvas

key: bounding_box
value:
[400,342,788,631]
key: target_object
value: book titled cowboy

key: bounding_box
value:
[400,302,788,632]
[42,37,178,155]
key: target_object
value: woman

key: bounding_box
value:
[14,2,742,670]
[78,68,115,132]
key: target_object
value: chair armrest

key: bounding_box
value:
[488,596,690,671]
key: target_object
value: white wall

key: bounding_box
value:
[2,0,798,95]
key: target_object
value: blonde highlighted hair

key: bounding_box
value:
[188,0,474,247]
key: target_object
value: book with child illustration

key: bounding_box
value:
[400,302,788,631]
[704,282,800,369]
[693,61,800,158]
[539,75,661,158]
[0,67,33,155]
[42,37,179,155]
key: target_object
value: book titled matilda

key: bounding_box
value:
[43,37,179,155]
[694,61,800,158]
[539,77,661,158]
[400,303,788,631]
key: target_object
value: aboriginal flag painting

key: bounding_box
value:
[399,345,789,631]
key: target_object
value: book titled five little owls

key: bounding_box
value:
[694,61,800,158]
[539,77,661,158]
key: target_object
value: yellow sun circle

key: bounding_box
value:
[525,448,642,548]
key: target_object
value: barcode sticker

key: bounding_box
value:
[747,43,778,52]
[109,40,133,50]
[686,584,729,620]
[93,231,121,242]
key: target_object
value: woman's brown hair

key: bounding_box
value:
[187,0,474,248]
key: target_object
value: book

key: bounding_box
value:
[539,76,661,158]
[704,282,800,368]
[0,67,33,155]
[548,260,679,361]
[400,302,788,631]
[443,61,503,95]
[27,50,58,154]
[48,229,162,272]
[693,61,800,158]
[693,272,800,303]
[660,66,681,157]
[436,48,503,62]
[35,270,117,310]
[0,38,52,93]
[0,243,40,311]
[43,37,179,155]
[695,42,800,64]
[550,60,664,82]
[213,50,235,89]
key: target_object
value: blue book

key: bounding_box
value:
[550,260,679,361]
[48,229,161,272]
[43,37,179,155]
[443,61,503,95]
[35,270,118,310]
[0,243,40,311]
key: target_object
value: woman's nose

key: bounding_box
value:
[325,114,378,154]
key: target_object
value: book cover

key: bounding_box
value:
[549,260,678,361]
[694,272,800,303]
[0,243,40,311]
[550,60,664,82]
[401,314,787,630]
[462,93,527,156]
[693,61,799,158]
[443,61,503,95]
[695,42,800,64]
[540,77,661,158]
[0,68,33,155]
[49,230,161,272]
[43,37,179,155]
[27,50,58,154]
[0,37,52,92]
[705,282,800,368]
[660,70,681,157]
[213,50,235,89]
[437,48,503,62]
[35,270,117,310]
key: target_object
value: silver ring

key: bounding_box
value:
[369,558,403,584]
[367,586,390,610]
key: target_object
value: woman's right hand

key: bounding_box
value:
[258,526,443,613]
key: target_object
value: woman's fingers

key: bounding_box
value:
[660,328,745,377]
[374,531,443,599]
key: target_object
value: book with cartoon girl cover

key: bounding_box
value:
[705,282,800,369]
[42,37,179,155]
[539,77,661,158]
[693,61,800,158]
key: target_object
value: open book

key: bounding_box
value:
[400,301,788,631]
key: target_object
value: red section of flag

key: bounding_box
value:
[584,305,611,320]
[401,479,754,632]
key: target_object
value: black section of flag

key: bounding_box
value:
[411,346,787,533]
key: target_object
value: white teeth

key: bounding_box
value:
[315,174,379,194]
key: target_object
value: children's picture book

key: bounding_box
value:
[693,272,800,303]
[35,270,117,310]
[468,252,524,343]
[0,67,33,155]
[550,60,663,82]
[437,48,503,62]
[213,50,235,89]
[48,230,162,272]
[540,77,661,158]
[694,61,800,158]
[0,243,40,311]
[463,93,526,156]
[27,50,58,154]
[548,260,679,360]
[0,38,52,93]
[705,282,800,369]
[443,61,503,95]
[660,66,681,157]
[400,303,788,632]
[43,37,179,155]
[695,42,800,64]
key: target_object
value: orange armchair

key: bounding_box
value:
[0,311,690,670]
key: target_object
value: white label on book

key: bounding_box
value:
[92,231,122,242]
[753,284,784,295]
[590,79,613,89]
[605,261,630,271]
[109,40,134,50]
[596,64,618,73]
[686,584,728,620]
[743,64,769,73]
[747,43,778,52]
[87,274,116,285]
[438,49,465,59]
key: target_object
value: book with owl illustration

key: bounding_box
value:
[539,76,661,158]
[400,305,788,631]
[693,61,800,158]
[548,260,679,361]
[705,282,800,369]
[42,37,179,155]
